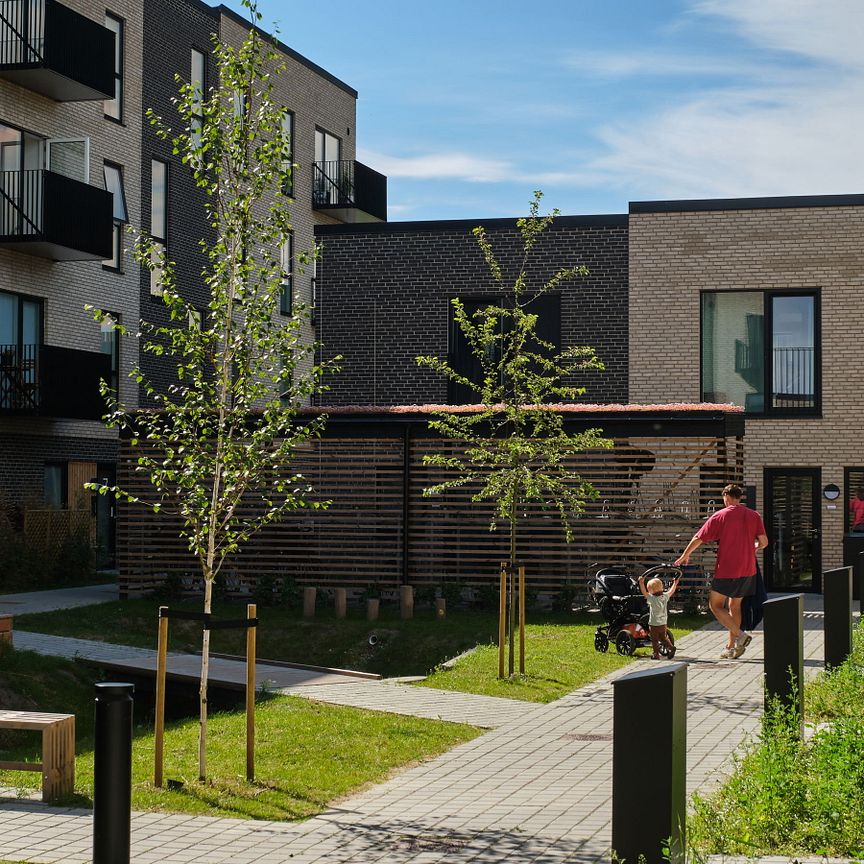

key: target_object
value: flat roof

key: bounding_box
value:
[630,193,864,214]
[315,214,628,236]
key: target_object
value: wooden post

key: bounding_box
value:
[498,562,507,679]
[435,597,446,619]
[366,598,380,621]
[518,565,526,675]
[154,607,169,788]
[246,604,256,782]
[334,588,347,619]
[400,585,414,620]
[0,615,12,646]
[302,587,316,618]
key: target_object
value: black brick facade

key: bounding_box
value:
[314,216,629,406]
[139,0,218,405]
[0,428,117,512]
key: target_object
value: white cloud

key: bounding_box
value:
[358,149,514,183]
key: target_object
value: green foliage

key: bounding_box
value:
[416,191,612,565]
[690,625,864,857]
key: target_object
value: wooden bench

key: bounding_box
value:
[0,711,75,802]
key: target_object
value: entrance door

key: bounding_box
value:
[764,467,820,591]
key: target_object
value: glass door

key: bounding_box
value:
[764,467,820,591]
[95,462,116,569]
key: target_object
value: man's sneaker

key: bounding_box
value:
[719,647,734,659]
[732,632,752,659]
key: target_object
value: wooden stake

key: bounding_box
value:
[246,603,256,782]
[154,607,168,788]
[519,565,526,675]
[498,562,507,679]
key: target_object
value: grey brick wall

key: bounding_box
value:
[313,216,629,406]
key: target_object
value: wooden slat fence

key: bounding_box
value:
[117,420,743,603]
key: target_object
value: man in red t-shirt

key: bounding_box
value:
[850,492,864,531]
[675,484,768,659]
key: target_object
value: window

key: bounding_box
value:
[103,162,127,271]
[281,110,294,197]
[150,159,168,295]
[104,13,124,122]
[44,463,67,510]
[701,291,819,415]
[447,293,561,405]
[0,289,42,410]
[99,312,119,396]
[310,252,317,324]
[314,128,342,205]
[191,49,206,148]
[280,233,293,315]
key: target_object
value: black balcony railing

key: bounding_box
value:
[312,160,387,223]
[0,0,114,100]
[0,342,110,419]
[0,168,113,260]
[772,346,815,410]
[0,343,39,411]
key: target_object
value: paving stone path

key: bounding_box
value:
[0,586,848,863]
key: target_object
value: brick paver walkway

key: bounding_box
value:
[0,588,846,863]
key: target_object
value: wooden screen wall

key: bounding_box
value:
[117,430,743,594]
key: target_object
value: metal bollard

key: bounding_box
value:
[612,663,687,864]
[93,682,134,864]
[762,594,803,735]
[823,566,853,669]
[857,551,864,617]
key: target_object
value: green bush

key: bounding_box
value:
[690,624,864,857]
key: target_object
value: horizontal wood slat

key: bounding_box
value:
[117,427,743,599]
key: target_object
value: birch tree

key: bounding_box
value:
[90,2,336,780]
[417,191,612,677]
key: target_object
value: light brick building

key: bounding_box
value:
[629,194,864,590]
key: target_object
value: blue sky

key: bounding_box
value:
[224,0,864,222]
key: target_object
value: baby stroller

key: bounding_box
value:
[590,563,682,657]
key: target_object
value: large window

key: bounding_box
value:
[103,162,127,271]
[281,110,294,197]
[104,13,124,122]
[99,312,120,396]
[191,49,206,149]
[314,128,342,204]
[280,233,293,315]
[701,291,818,416]
[150,159,168,295]
[447,293,561,405]
[0,289,42,410]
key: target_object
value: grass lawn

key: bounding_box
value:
[14,597,708,701]
[0,646,480,820]
[418,612,705,702]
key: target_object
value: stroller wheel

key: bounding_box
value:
[615,630,635,656]
[660,630,677,659]
[594,631,609,653]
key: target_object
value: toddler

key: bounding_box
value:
[638,573,680,659]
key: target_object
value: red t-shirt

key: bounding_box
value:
[696,504,766,580]
[850,498,864,527]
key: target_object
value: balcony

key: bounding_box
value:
[312,160,387,223]
[0,343,110,419]
[0,169,113,260]
[0,0,114,101]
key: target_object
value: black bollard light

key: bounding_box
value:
[762,594,803,737]
[858,551,864,617]
[612,663,687,864]
[93,682,134,864]
[823,567,853,669]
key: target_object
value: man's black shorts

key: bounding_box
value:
[709,575,756,597]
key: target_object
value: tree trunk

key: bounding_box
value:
[199,574,213,781]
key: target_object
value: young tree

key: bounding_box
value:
[417,191,612,677]
[90,2,337,779]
